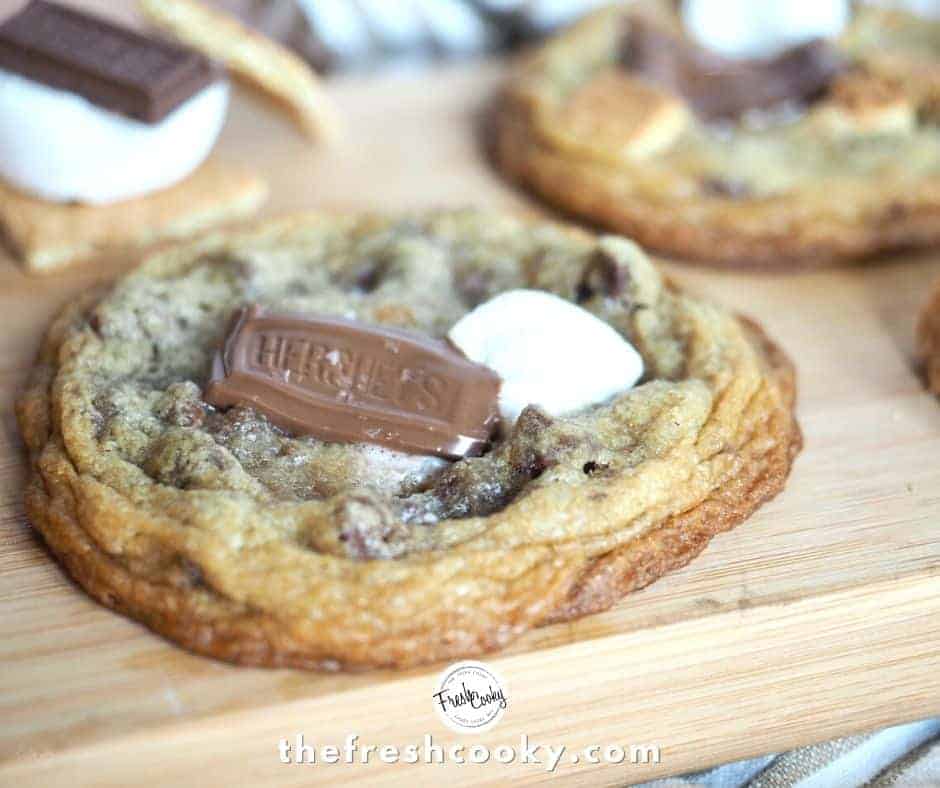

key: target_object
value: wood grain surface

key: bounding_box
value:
[1,24,940,788]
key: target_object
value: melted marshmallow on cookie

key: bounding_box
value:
[448,289,644,425]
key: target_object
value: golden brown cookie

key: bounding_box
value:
[1,159,268,275]
[16,212,801,670]
[495,2,940,269]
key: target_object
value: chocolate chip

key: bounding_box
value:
[353,262,384,293]
[885,202,909,221]
[576,249,632,304]
[286,279,312,295]
[513,451,546,479]
[583,460,610,476]
[156,381,207,428]
[203,253,252,278]
[702,176,752,200]
[179,558,205,588]
[508,407,558,480]
[345,255,395,294]
[513,405,554,435]
[457,270,492,307]
[334,494,407,560]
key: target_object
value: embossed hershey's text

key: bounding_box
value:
[248,331,458,420]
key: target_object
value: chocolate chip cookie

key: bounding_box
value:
[495,1,940,268]
[16,212,801,669]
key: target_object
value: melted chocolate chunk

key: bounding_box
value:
[334,493,406,560]
[702,175,753,199]
[577,248,633,304]
[623,15,845,121]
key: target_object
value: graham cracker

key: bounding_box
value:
[0,159,268,275]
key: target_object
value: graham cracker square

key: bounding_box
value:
[0,159,268,275]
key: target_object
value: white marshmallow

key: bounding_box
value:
[0,70,229,205]
[448,290,644,425]
[682,0,849,60]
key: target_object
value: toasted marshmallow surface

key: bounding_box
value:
[0,70,229,204]
[448,289,644,425]
[682,0,849,60]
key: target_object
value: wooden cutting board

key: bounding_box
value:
[2,61,940,787]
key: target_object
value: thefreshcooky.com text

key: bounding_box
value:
[277,734,661,773]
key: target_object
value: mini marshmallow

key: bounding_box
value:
[448,289,644,425]
[682,0,849,60]
[0,70,229,205]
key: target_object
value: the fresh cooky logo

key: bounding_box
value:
[433,661,508,733]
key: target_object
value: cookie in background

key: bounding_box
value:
[494,0,940,268]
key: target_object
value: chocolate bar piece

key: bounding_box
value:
[0,1,217,123]
[205,306,502,459]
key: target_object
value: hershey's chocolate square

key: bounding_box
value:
[0,1,217,123]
